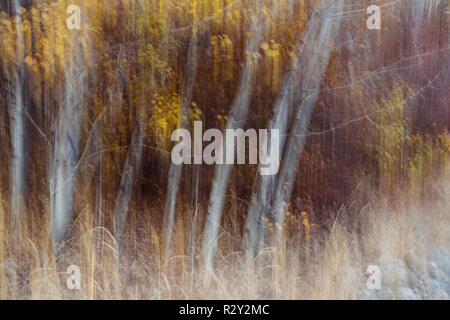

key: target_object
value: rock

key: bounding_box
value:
[381,263,410,289]
[360,287,380,300]
[396,258,407,270]
[397,287,420,300]
[426,244,449,274]
[359,281,394,300]
[425,279,448,300]
[405,252,426,278]
[425,279,440,298]
[374,254,410,290]
[428,261,448,285]
[377,288,395,300]
[427,244,445,263]
[408,271,426,295]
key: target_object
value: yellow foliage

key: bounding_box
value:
[369,84,449,198]
[371,84,407,194]
[149,94,202,149]
[407,132,450,198]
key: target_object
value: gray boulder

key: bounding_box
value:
[360,286,380,300]
[405,252,426,278]
[427,244,449,275]
[428,261,448,285]
[408,271,426,295]
[381,263,410,289]
[378,288,395,300]
[375,254,409,289]
[425,278,448,300]
[397,287,420,300]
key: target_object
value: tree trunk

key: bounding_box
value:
[50,40,85,249]
[271,0,345,242]
[200,3,266,272]
[114,122,144,249]
[9,0,26,229]
[163,33,198,259]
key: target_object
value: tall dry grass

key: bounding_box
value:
[0,178,448,300]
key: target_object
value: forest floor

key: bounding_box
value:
[0,180,449,300]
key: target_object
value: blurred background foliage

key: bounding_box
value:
[0,0,448,237]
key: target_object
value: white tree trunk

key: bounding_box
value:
[114,122,144,248]
[163,34,198,259]
[10,72,25,227]
[271,0,345,240]
[9,0,26,228]
[246,0,346,254]
[245,68,297,256]
[50,42,85,248]
[200,4,266,271]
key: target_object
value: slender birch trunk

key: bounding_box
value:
[162,33,198,259]
[114,122,144,249]
[9,0,26,228]
[245,68,297,256]
[245,0,345,254]
[200,3,266,272]
[271,0,345,241]
[50,38,85,249]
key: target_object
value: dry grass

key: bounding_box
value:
[0,179,448,300]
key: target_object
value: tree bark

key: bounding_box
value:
[200,3,266,272]
[162,31,198,259]
[271,0,345,242]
